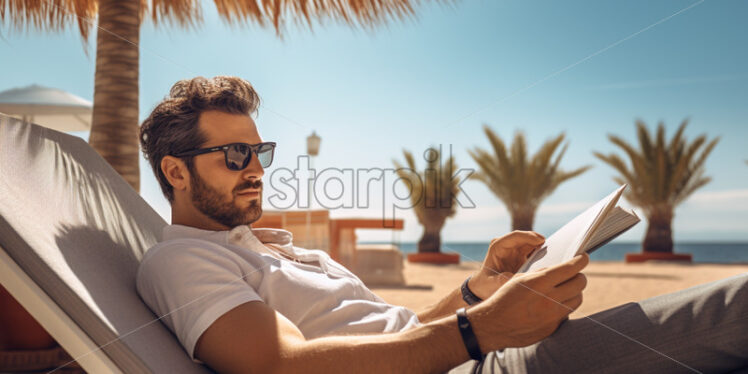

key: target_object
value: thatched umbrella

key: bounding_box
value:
[0,0,441,192]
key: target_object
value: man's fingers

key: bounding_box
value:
[553,273,587,302]
[561,294,584,313]
[547,292,584,318]
[537,254,589,287]
[519,242,544,257]
[492,231,545,247]
[508,230,546,244]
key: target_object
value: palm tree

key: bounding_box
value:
[594,119,719,254]
[393,147,460,253]
[469,125,591,231]
[1,0,439,192]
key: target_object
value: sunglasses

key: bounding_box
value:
[173,142,276,170]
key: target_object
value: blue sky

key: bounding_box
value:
[2,0,747,243]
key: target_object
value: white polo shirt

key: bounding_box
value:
[136,224,420,359]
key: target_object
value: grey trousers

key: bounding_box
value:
[449,273,748,374]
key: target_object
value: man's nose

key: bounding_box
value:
[242,151,265,179]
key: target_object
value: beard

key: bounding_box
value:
[190,169,263,228]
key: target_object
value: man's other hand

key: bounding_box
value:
[470,253,589,351]
[469,231,546,300]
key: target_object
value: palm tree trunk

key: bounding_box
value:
[510,206,535,231]
[643,207,674,253]
[88,0,141,192]
[418,224,442,253]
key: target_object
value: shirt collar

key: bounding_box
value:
[162,224,295,253]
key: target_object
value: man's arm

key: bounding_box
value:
[196,300,470,374]
[195,254,589,374]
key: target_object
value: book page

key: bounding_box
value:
[517,185,626,273]
[583,207,640,253]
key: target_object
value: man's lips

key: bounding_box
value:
[236,188,262,197]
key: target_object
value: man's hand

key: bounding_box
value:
[468,231,546,300]
[471,253,589,350]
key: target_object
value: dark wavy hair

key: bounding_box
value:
[139,76,261,202]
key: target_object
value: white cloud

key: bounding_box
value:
[688,189,748,202]
[538,201,594,215]
[450,201,597,222]
[683,189,748,211]
[453,204,506,222]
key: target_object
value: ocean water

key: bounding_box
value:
[381,242,748,264]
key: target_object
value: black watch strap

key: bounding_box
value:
[461,276,483,305]
[456,307,484,361]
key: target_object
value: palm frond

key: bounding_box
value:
[550,165,593,194]
[690,137,719,174]
[529,134,565,200]
[547,143,568,178]
[674,175,710,206]
[636,119,654,160]
[668,119,688,156]
[593,152,635,185]
[482,125,511,173]
[607,134,650,199]
[531,133,565,173]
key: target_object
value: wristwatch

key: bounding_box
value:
[456,307,484,361]
[461,276,484,305]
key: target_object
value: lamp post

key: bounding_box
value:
[305,131,321,248]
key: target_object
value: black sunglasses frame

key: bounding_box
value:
[173,142,276,170]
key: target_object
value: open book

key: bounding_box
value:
[517,185,640,273]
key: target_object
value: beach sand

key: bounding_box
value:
[370,260,748,318]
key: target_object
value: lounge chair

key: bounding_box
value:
[0,114,210,373]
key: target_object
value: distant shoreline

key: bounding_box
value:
[359,241,748,264]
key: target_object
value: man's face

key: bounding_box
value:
[186,110,266,228]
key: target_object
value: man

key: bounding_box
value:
[137,76,747,373]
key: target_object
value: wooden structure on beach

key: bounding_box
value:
[253,210,405,285]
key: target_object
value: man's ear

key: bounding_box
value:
[161,156,190,192]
